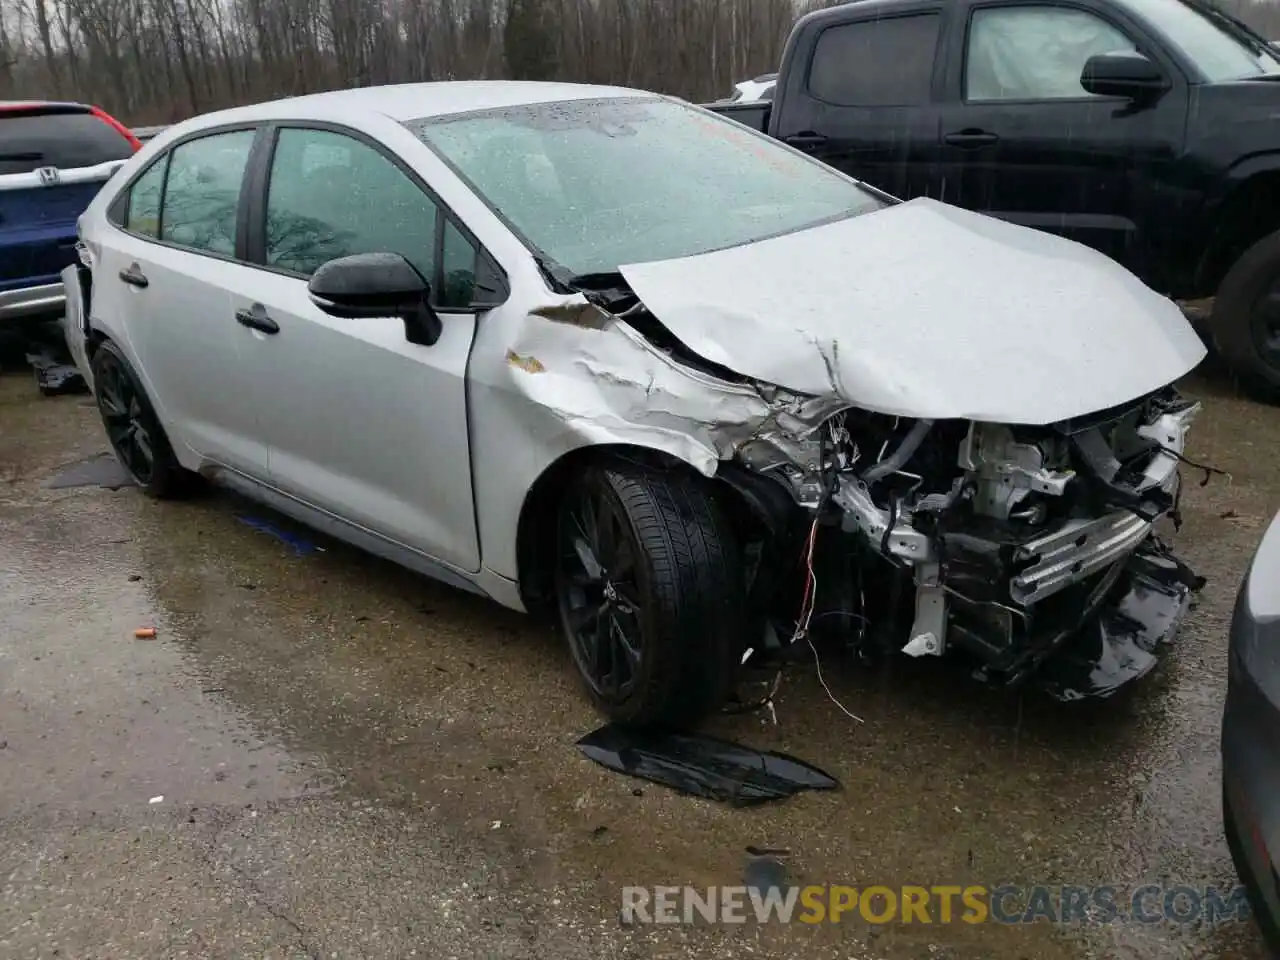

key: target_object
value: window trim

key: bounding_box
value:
[804,11,946,108]
[105,121,263,266]
[960,0,1161,105]
[243,120,510,314]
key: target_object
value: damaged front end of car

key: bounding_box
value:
[730,388,1204,701]
[523,284,1206,704]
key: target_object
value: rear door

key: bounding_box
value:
[933,0,1188,273]
[93,125,269,475]
[0,105,137,305]
[770,5,948,200]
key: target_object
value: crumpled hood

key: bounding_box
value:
[619,197,1206,426]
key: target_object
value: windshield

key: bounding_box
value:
[408,97,884,278]
[1118,0,1280,80]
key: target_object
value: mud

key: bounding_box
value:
[0,355,1275,959]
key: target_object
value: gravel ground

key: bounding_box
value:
[0,346,1275,960]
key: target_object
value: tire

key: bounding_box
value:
[90,339,197,498]
[554,460,746,729]
[1210,230,1280,403]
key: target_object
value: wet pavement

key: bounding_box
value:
[1,350,1277,960]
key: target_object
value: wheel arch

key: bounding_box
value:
[513,442,795,610]
[1199,164,1280,295]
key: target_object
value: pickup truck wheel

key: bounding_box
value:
[554,461,745,729]
[90,339,196,498]
[1211,231,1280,402]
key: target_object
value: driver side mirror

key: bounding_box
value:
[308,252,442,347]
[1081,51,1170,102]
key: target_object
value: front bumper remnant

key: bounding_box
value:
[1034,547,1196,701]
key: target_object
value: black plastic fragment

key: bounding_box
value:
[26,351,87,396]
[576,724,839,806]
[1037,549,1195,701]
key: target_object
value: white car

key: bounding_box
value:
[65,81,1207,726]
[730,74,777,102]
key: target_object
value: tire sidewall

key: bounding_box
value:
[1212,231,1280,398]
[90,340,181,496]
[555,461,744,729]
[556,467,663,724]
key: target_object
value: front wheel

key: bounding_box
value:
[554,461,746,729]
[1210,230,1280,403]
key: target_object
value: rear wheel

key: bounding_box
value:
[554,461,746,729]
[90,339,197,498]
[1210,230,1280,403]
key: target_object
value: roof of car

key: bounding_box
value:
[199,81,658,126]
[0,100,89,113]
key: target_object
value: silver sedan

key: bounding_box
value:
[65,81,1207,726]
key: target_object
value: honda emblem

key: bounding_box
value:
[36,166,60,186]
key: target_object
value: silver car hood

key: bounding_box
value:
[619,197,1206,425]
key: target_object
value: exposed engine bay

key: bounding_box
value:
[729,386,1204,700]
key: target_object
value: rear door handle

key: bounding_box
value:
[235,305,280,335]
[943,130,999,148]
[118,264,149,288]
[784,133,829,150]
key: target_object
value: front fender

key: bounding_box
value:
[468,294,781,587]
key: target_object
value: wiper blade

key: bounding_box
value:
[0,152,43,161]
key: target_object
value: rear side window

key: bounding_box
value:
[0,110,134,175]
[160,129,255,256]
[808,15,942,107]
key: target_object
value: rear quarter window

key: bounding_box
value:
[0,111,135,175]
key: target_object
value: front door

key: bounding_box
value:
[934,1,1187,275]
[772,8,947,201]
[230,125,482,573]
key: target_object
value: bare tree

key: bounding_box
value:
[6,0,1276,124]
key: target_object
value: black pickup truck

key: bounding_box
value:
[706,0,1280,399]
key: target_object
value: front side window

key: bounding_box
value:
[264,128,439,284]
[966,7,1138,101]
[160,129,255,256]
[809,16,942,107]
[125,156,167,238]
[409,97,885,279]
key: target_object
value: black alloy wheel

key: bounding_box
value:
[553,462,746,729]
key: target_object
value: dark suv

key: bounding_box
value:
[1,101,139,329]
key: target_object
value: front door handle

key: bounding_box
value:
[235,305,280,335]
[943,129,999,148]
[784,132,829,150]
[118,264,149,288]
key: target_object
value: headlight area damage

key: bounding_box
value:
[516,279,1206,707]
[739,394,1204,701]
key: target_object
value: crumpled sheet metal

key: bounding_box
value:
[619,198,1206,425]
[504,296,790,476]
